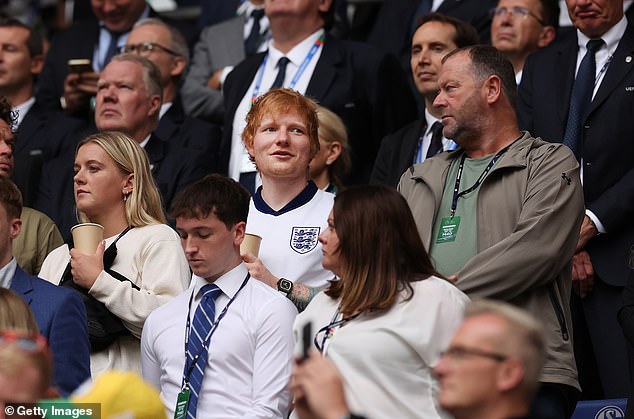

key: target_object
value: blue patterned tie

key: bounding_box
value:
[245,8,265,56]
[270,56,290,89]
[562,39,604,161]
[186,283,222,418]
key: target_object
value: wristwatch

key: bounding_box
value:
[277,278,293,295]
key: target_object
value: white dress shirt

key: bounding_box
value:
[141,262,297,418]
[229,28,325,181]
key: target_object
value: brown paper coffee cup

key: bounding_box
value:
[71,223,104,255]
[240,233,262,257]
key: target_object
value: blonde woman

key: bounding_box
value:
[309,106,351,193]
[40,131,190,375]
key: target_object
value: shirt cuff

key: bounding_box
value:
[220,66,234,86]
[585,209,606,234]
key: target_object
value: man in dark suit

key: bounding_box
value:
[223,0,417,189]
[123,18,222,155]
[518,0,634,399]
[0,176,90,396]
[35,0,196,121]
[0,18,85,207]
[36,55,211,240]
[370,13,478,187]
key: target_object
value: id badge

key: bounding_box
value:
[174,386,191,419]
[436,216,461,243]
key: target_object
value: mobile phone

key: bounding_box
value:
[68,59,93,73]
[301,321,312,361]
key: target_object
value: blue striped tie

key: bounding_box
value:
[186,283,222,418]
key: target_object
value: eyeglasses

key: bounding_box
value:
[490,6,545,25]
[441,345,507,362]
[0,331,48,354]
[119,42,180,57]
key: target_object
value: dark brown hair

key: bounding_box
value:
[0,176,22,220]
[325,185,440,314]
[169,174,250,230]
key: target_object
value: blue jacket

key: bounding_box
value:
[10,265,91,395]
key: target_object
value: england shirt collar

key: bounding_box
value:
[253,180,319,215]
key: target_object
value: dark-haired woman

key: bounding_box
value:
[294,185,469,418]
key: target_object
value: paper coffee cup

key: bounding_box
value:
[240,233,262,257]
[71,223,104,255]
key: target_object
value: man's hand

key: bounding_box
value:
[242,252,278,288]
[70,241,105,289]
[206,68,224,90]
[291,351,350,419]
[63,71,99,113]
[576,215,598,251]
[572,250,594,298]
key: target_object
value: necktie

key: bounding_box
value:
[426,121,444,158]
[562,39,604,161]
[186,284,222,418]
[270,56,290,89]
[244,8,265,56]
[102,30,121,70]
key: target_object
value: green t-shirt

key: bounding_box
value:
[429,153,495,276]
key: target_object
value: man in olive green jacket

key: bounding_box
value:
[399,45,584,419]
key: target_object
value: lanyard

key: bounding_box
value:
[250,34,325,105]
[314,306,361,354]
[181,273,250,387]
[450,144,513,218]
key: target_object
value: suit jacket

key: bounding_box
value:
[517,24,634,286]
[222,35,417,184]
[13,101,86,207]
[10,265,91,395]
[35,6,197,117]
[144,133,213,211]
[156,97,223,160]
[370,118,424,187]
[181,14,248,122]
[367,0,496,57]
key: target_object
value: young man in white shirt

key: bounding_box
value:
[141,173,296,418]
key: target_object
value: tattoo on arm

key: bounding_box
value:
[287,283,322,312]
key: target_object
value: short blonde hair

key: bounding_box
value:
[76,131,166,226]
[316,105,351,190]
[242,88,320,162]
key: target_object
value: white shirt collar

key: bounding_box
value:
[159,102,172,120]
[0,258,17,289]
[576,16,627,53]
[191,262,249,303]
[139,133,151,149]
[268,28,325,68]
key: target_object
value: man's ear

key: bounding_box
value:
[10,217,22,240]
[496,358,525,392]
[148,94,162,117]
[537,26,556,49]
[325,141,342,166]
[170,56,186,78]
[318,0,334,13]
[233,221,246,246]
[30,54,45,76]
[484,75,502,105]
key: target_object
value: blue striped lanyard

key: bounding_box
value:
[250,34,325,105]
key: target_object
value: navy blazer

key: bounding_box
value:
[13,101,86,207]
[156,97,223,160]
[518,24,634,286]
[370,118,425,188]
[222,35,417,185]
[10,265,91,396]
